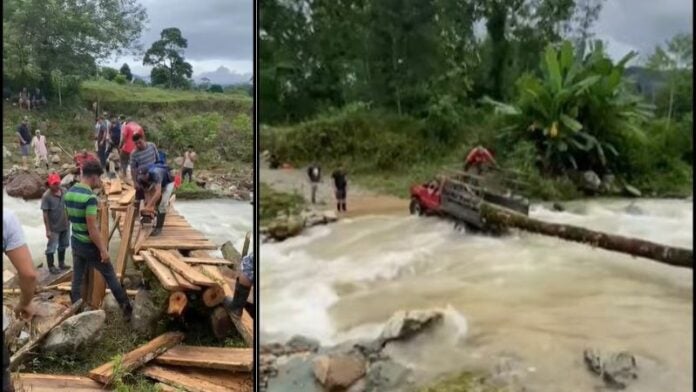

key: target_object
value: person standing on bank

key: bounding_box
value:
[16,116,31,169]
[3,210,38,392]
[307,162,321,204]
[181,145,196,183]
[41,173,71,274]
[65,160,132,318]
[331,165,348,212]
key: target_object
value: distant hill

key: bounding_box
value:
[196,66,252,86]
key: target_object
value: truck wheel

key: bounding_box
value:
[409,198,423,216]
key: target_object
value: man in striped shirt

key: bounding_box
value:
[65,160,132,318]
[129,132,159,214]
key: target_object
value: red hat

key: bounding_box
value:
[47,173,61,186]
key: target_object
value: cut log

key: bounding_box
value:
[479,202,693,268]
[141,365,252,392]
[210,306,233,339]
[142,251,182,291]
[167,292,188,317]
[154,346,253,372]
[150,249,216,286]
[89,331,185,385]
[86,201,109,309]
[221,241,242,269]
[202,285,225,307]
[230,311,254,348]
[10,299,82,370]
[14,373,109,391]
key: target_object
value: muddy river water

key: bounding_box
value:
[261,198,692,391]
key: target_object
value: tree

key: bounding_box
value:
[120,63,133,82]
[3,0,146,92]
[143,28,193,88]
[208,84,224,93]
[647,33,693,127]
[100,67,119,81]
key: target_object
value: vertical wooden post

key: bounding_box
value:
[87,200,109,308]
[116,205,137,283]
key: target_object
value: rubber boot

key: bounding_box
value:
[151,212,166,236]
[223,279,251,319]
[58,249,69,270]
[46,253,59,274]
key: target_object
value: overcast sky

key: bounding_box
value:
[104,0,253,79]
[594,0,692,63]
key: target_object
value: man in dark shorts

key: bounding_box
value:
[16,116,31,169]
[65,161,132,317]
[41,173,71,274]
[307,162,321,204]
[331,165,348,212]
[130,132,159,213]
[3,210,38,392]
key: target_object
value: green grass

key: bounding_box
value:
[260,183,305,225]
[81,80,250,105]
[419,372,502,392]
[175,181,220,200]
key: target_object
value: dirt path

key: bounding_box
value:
[260,162,407,217]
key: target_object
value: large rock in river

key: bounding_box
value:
[5,171,45,199]
[378,309,444,346]
[313,354,366,390]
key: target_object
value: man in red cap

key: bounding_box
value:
[119,118,143,180]
[40,173,71,274]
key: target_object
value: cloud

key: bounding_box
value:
[594,0,692,62]
[104,0,253,76]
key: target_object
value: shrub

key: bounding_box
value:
[113,74,127,85]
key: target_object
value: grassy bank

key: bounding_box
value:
[259,183,305,225]
[3,81,253,192]
[262,107,691,201]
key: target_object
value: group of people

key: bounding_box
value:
[305,162,348,212]
[17,87,47,111]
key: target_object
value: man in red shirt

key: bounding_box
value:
[464,145,497,174]
[119,117,143,180]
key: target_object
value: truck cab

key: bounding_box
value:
[409,179,443,215]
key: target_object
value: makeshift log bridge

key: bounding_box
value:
[102,178,254,343]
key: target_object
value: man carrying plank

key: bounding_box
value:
[223,252,253,322]
[3,210,38,392]
[65,160,132,318]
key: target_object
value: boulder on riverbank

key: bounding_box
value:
[5,171,45,199]
[42,310,106,354]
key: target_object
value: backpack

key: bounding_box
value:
[156,150,167,164]
[147,162,173,185]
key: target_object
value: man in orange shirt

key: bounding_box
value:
[464,145,497,174]
[119,117,143,180]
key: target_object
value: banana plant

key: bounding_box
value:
[483,40,653,174]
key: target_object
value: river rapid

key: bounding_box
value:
[261,198,693,391]
[2,193,253,267]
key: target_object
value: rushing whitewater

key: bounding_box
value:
[261,198,692,391]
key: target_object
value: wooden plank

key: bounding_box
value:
[133,226,153,254]
[88,201,109,309]
[10,300,82,370]
[107,178,122,194]
[181,257,233,266]
[142,365,252,392]
[172,270,202,291]
[150,250,216,286]
[89,332,185,385]
[48,284,138,297]
[141,241,218,250]
[154,346,252,372]
[45,269,72,286]
[115,205,137,282]
[142,251,182,291]
[15,373,111,391]
[118,188,135,204]
[232,312,254,348]
[242,231,251,256]
[133,254,144,263]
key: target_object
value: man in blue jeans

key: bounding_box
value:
[41,173,71,274]
[65,160,132,318]
[3,210,39,391]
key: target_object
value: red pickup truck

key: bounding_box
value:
[409,180,443,216]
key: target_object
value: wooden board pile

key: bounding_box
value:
[8,176,254,391]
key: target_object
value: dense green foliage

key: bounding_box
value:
[260,183,305,224]
[262,0,691,199]
[119,63,134,82]
[3,0,146,96]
